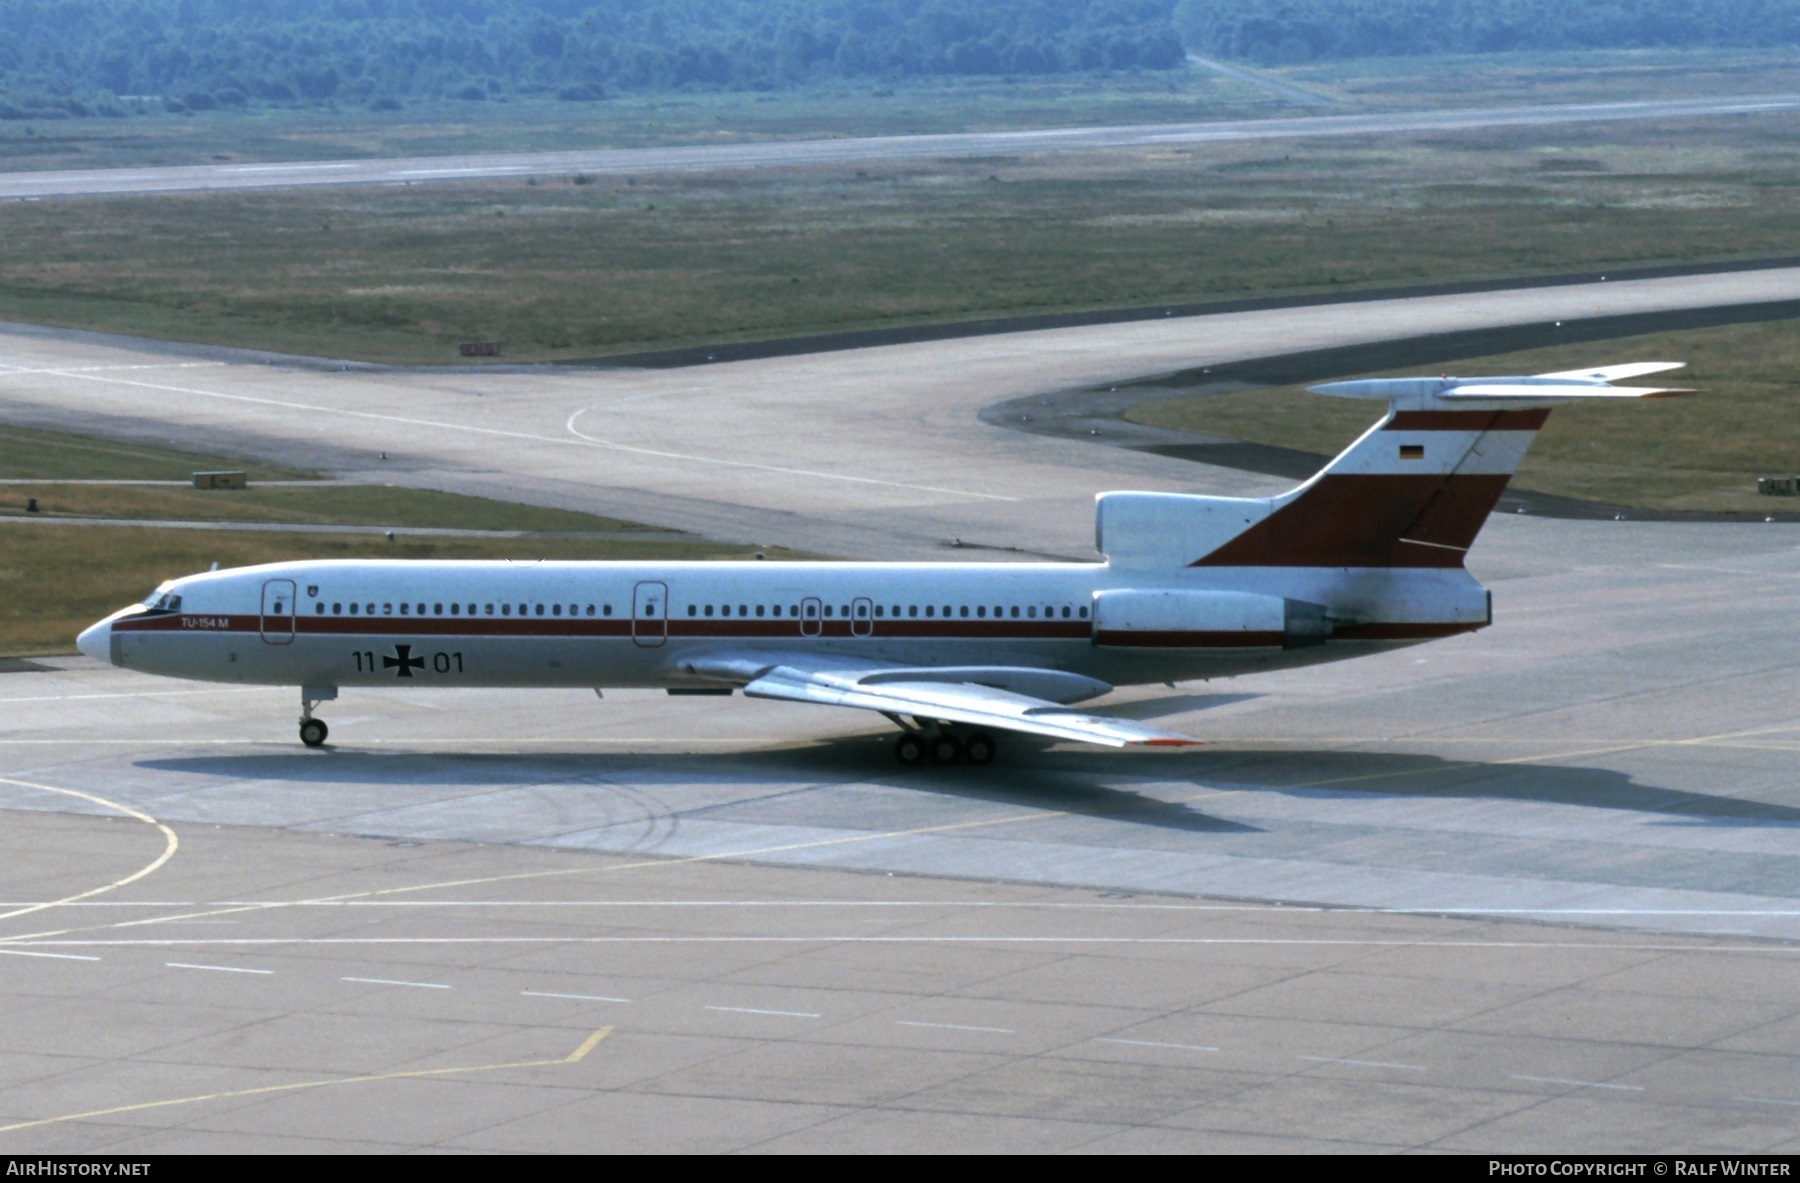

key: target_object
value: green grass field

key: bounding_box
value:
[1126,319,1800,513]
[0,423,318,481]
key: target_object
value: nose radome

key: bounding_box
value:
[77,619,112,665]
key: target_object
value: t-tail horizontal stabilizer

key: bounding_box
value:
[1307,361,1692,407]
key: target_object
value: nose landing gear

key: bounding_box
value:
[299,686,336,748]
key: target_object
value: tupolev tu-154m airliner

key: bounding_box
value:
[77,362,1690,764]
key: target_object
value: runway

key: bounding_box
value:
[5,95,1800,200]
[1,271,1798,1150]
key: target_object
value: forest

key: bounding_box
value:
[0,0,1186,118]
[1173,0,1800,65]
[5,0,1800,120]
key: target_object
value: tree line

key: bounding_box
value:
[1174,0,1800,65]
[0,0,1186,119]
[7,0,1797,122]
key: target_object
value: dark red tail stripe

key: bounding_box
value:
[1385,409,1550,432]
[1192,473,1513,568]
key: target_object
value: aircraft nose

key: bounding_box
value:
[76,619,112,665]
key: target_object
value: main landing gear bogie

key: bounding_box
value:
[892,721,997,767]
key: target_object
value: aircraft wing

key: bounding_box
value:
[1439,382,1692,400]
[1534,361,1686,382]
[679,653,1201,748]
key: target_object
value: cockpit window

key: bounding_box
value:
[138,589,183,613]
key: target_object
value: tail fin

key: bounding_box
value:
[1096,362,1690,569]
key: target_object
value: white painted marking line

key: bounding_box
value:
[166,962,272,975]
[1299,1055,1425,1071]
[14,362,1013,506]
[1095,1037,1218,1053]
[564,405,1014,502]
[0,949,100,962]
[705,1005,820,1018]
[896,1021,1014,1034]
[342,976,450,990]
[1512,1075,1643,1091]
[0,688,270,705]
[522,990,631,1003]
[1736,1096,1800,1108]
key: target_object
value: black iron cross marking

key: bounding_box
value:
[383,645,425,678]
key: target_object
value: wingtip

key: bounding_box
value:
[1138,737,1205,748]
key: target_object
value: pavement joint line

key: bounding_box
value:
[341,976,450,990]
[0,775,179,926]
[523,990,631,1003]
[0,1024,612,1136]
[14,936,1800,952]
[895,1020,1013,1033]
[166,961,273,975]
[1511,1075,1644,1091]
[705,1005,821,1018]
[1735,1096,1800,1107]
[1094,1037,1218,1052]
[1298,1055,1426,1071]
[26,365,1013,504]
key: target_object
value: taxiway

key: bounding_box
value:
[0,271,1797,1151]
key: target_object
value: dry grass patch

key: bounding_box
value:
[4,119,1800,363]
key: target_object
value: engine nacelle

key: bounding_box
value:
[1092,589,1328,649]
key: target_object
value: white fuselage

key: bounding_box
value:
[83,557,1490,697]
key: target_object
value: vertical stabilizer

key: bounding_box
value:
[1094,364,1689,570]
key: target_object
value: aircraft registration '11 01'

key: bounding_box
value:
[77,362,1691,764]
